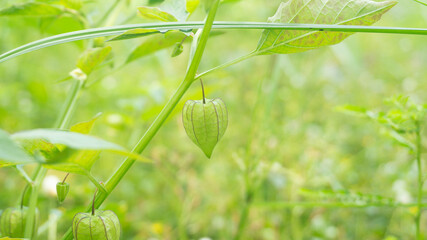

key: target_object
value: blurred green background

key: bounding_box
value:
[1,0,427,239]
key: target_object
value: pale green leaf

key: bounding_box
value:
[127,30,190,63]
[12,129,125,151]
[0,2,63,17]
[138,6,178,22]
[60,0,83,10]
[70,113,102,134]
[0,130,34,166]
[256,0,397,55]
[107,29,160,41]
[76,46,112,75]
[138,0,189,22]
[186,0,200,13]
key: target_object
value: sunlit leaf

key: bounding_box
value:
[256,0,397,55]
[76,46,112,75]
[138,6,178,22]
[138,0,189,22]
[0,2,63,17]
[0,130,34,166]
[127,30,190,63]
[186,0,200,13]
[12,129,124,151]
[107,29,160,41]
[60,0,83,10]
[70,113,102,134]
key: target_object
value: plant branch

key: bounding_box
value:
[60,1,221,239]
[2,22,427,63]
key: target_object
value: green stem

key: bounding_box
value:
[195,51,257,81]
[60,1,221,239]
[412,0,427,7]
[254,201,427,208]
[415,120,423,240]
[2,22,427,64]
[54,79,85,129]
[24,79,85,238]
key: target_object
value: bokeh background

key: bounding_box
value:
[1,0,427,239]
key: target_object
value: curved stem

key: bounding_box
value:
[200,79,206,104]
[2,22,427,63]
[194,51,258,81]
[62,173,70,184]
[60,0,221,238]
[92,188,99,216]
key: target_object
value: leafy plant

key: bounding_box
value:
[0,0,426,239]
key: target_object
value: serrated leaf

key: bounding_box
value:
[256,0,397,55]
[0,130,34,166]
[127,30,190,63]
[76,46,112,75]
[0,2,63,17]
[107,29,160,41]
[138,0,189,22]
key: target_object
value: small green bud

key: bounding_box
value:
[56,182,70,204]
[73,210,121,240]
[171,43,184,57]
[182,98,228,158]
[0,207,38,238]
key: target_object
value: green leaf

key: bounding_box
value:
[76,46,112,75]
[12,129,125,151]
[0,130,34,166]
[138,0,189,22]
[59,0,83,10]
[256,0,397,55]
[70,113,102,134]
[186,0,200,13]
[107,29,160,41]
[138,7,179,22]
[127,30,190,63]
[0,2,63,17]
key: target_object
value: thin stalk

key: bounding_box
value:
[254,201,427,208]
[195,51,257,81]
[91,188,99,216]
[200,79,206,104]
[415,120,423,240]
[54,79,85,129]
[24,79,85,238]
[61,173,70,184]
[2,22,427,63]
[412,0,427,7]
[60,1,221,239]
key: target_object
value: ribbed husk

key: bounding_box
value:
[56,182,70,203]
[72,210,121,240]
[182,98,228,158]
[0,207,38,238]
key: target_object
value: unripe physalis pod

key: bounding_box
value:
[0,207,38,238]
[57,173,70,204]
[182,80,228,158]
[56,182,70,204]
[72,188,121,240]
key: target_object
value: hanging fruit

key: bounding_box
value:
[182,79,228,158]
